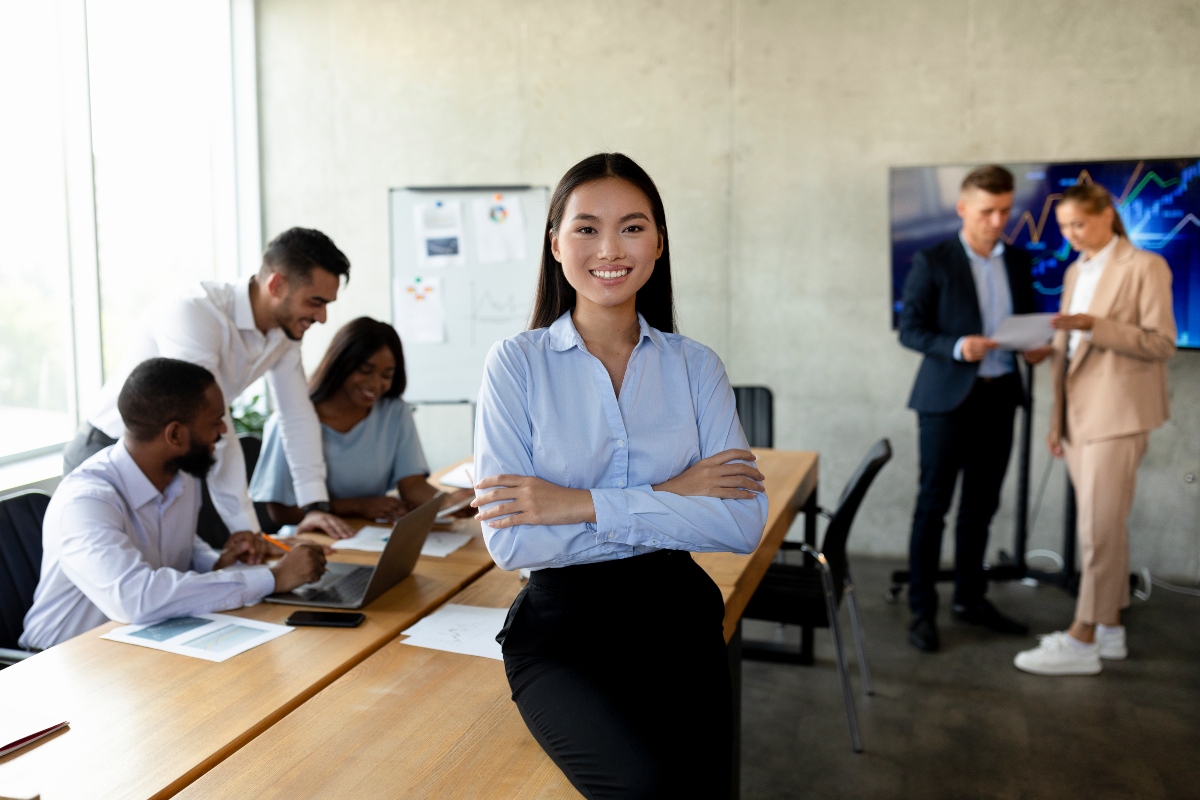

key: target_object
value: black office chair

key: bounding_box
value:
[743,438,892,753]
[0,490,51,666]
[238,433,280,534]
[733,386,774,448]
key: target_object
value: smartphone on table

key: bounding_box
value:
[285,610,366,628]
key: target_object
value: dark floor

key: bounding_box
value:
[740,557,1200,800]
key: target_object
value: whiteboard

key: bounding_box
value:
[389,186,549,402]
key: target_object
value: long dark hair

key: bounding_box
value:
[308,317,406,404]
[529,153,676,333]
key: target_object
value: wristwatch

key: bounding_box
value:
[301,501,332,516]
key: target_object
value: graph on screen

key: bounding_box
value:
[890,158,1200,347]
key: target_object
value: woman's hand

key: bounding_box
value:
[297,510,358,539]
[652,449,765,499]
[1047,430,1064,459]
[1052,313,1094,331]
[333,495,408,522]
[1023,345,1054,365]
[471,475,597,528]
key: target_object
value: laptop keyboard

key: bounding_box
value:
[304,566,372,605]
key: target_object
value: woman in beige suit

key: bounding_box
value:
[1015,182,1176,676]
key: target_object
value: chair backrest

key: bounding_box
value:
[239,433,263,478]
[819,439,892,604]
[732,386,774,448]
[0,490,51,650]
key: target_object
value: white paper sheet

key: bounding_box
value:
[101,613,292,663]
[394,274,446,344]
[330,525,472,558]
[413,201,466,267]
[991,312,1056,350]
[438,462,474,489]
[399,604,507,660]
[472,194,526,263]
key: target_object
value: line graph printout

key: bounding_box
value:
[890,158,1200,347]
[102,613,292,662]
[399,603,507,660]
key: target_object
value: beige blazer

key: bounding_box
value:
[1051,236,1176,445]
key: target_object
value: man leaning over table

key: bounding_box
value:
[20,358,329,651]
[62,227,356,545]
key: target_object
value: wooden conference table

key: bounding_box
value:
[0,515,495,800]
[177,449,819,799]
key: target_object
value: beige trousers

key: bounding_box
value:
[1062,432,1149,625]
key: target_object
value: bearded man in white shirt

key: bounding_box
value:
[63,227,355,543]
[21,358,329,651]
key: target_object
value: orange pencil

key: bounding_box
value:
[260,532,292,552]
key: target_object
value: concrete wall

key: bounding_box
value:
[257,0,1200,580]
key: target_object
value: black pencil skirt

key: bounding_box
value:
[498,549,733,800]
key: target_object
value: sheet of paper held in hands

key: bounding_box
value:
[399,604,507,660]
[991,313,1056,351]
[100,613,292,663]
[330,525,472,558]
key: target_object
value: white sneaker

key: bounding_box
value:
[1013,632,1102,676]
[1095,625,1128,660]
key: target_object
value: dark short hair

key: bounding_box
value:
[260,227,351,285]
[308,317,407,404]
[961,165,1015,195]
[529,153,676,333]
[117,358,219,442]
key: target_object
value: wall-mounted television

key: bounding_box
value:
[889,158,1200,348]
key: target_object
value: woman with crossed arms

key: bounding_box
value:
[1014,182,1176,676]
[471,153,768,798]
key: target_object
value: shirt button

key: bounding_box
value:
[616,439,625,448]
[616,478,625,488]
[607,533,615,541]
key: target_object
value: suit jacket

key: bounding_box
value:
[899,236,1036,413]
[1050,236,1175,445]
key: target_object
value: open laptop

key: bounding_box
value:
[265,492,445,609]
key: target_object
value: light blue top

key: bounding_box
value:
[250,397,429,505]
[474,311,769,571]
[953,231,1015,376]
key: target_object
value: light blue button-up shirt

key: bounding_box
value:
[474,311,768,572]
[953,232,1015,377]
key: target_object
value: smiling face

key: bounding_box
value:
[270,267,341,341]
[338,345,395,412]
[167,382,226,478]
[1055,199,1116,256]
[549,178,663,314]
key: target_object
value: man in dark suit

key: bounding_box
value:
[899,165,1052,652]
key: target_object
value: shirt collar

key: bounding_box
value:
[234,274,258,331]
[111,438,184,510]
[546,310,664,352]
[959,231,1005,263]
[1078,235,1118,270]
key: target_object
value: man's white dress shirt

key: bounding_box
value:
[1066,236,1118,359]
[19,441,277,651]
[88,277,328,532]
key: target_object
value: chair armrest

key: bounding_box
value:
[0,647,35,666]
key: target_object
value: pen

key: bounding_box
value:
[260,532,292,552]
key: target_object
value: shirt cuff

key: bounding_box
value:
[953,336,967,361]
[590,488,630,544]
[241,565,277,604]
[292,479,330,508]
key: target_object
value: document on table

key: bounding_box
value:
[438,462,475,489]
[330,525,472,557]
[101,613,292,663]
[991,313,1056,350]
[399,604,507,660]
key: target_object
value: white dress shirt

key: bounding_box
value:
[87,277,328,532]
[952,232,1015,377]
[1066,235,1118,359]
[20,441,276,651]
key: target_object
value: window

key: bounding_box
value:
[0,0,260,469]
